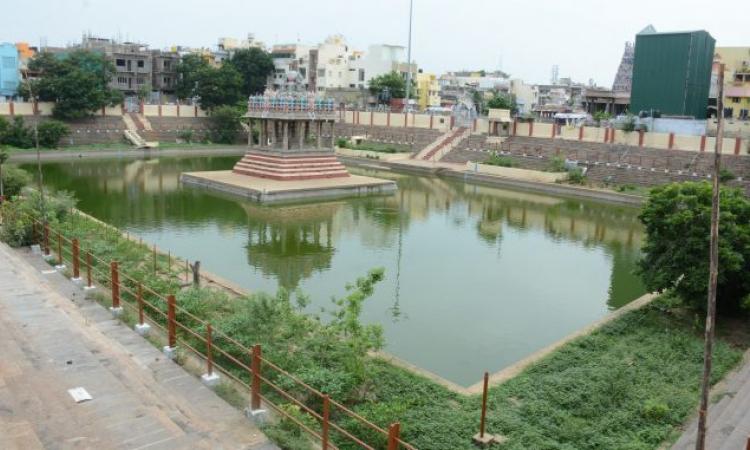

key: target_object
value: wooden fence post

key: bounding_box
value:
[322,394,330,450]
[72,238,80,279]
[387,422,401,450]
[479,372,489,438]
[110,262,120,309]
[153,244,157,275]
[167,294,176,348]
[206,323,214,376]
[251,344,262,410]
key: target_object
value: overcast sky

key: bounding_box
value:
[3,0,748,86]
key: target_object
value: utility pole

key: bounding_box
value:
[23,68,45,224]
[404,0,414,111]
[695,62,725,450]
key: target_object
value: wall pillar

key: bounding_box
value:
[282,121,289,150]
[473,119,478,132]
[298,120,305,149]
[668,133,675,149]
[604,128,610,143]
[330,121,336,149]
[429,114,434,129]
[270,120,277,146]
[528,121,534,137]
[700,135,706,152]
[610,128,615,143]
[102,106,106,117]
[639,130,645,147]
[578,126,584,141]
[450,116,455,130]
[370,111,374,127]
[176,104,180,117]
[404,112,408,128]
[258,119,265,148]
[551,123,556,138]
[387,111,391,127]
[8,101,13,116]
[158,104,162,117]
[735,137,742,155]
[248,119,253,147]
[317,121,322,149]
[512,119,517,136]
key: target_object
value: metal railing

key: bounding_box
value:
[30,216,416,450]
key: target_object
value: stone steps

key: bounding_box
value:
[232,150,351,181]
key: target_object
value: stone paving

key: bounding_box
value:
[0,242,277,450]
[672,350,750,450]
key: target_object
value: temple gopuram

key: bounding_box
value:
[181,78,396,203]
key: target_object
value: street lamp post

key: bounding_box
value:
[23,68,45,224]
[405,0,414,111]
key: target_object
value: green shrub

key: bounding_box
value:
[1,165,32,198]
[567,168,586,185]
[177,129,194,143]
[0,189,76,247]
[719,168,736,183]
[336,138,349,148]
[2,117,33,148]
[642,399,671,421]
[484,153,515,167]
[547,155,567,172]
[208,105,242,144]
[37,120,70,148]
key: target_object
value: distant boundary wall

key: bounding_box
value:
[339,110,748,156]
[0,101,207,118]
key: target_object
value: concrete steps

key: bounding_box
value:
[232,150,351,181]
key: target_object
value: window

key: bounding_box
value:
[136,77,145,85]
[163,77,171,85]
[1,56,14,68]
[137,60,144,68]
[117,76,128,84]
[349,84,355,88]
[318,69,325,77]
[163,60,171,70]
[116,59,125,66]
[732,97,741,104]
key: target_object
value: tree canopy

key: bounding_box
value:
[486,92,517,114]
[368,71,414,102]
[227,48,274,97]
[20,50,123,120]
[637,182,750,312]
[175,54,245,110]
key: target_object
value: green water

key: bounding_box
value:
[29,156,646,387]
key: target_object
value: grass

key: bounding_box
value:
[17,208,750,449]
[483,154,516,168]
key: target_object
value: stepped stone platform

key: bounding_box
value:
[233,150,350,181]
[182,170,396,203]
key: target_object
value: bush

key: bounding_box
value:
[2,117,33,149]
[208,105,242,144]
[546,156,567,172]
[177,129,194,143]
[484,153,515,167]
[37,120,70,148]
[719,168,736,183]
[623,114,636,133]
[1,165,32,198]
[567,168,586,185]
[637,182,750,312]
[336,138,349,148]
[0,189,76,247]
[642,399,671,421]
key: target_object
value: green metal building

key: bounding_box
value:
[630,29,715,119]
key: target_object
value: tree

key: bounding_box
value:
[175,53,210,100]
[486,92,517,114]
[368,71,414,102]
[637,182,750,312]
[193,64,244,110]
[23,50,123,120]
[227,48,274,97]
[208,105,242,144]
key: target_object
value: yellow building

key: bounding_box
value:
[416,72,440,110]
[716,47,750,119]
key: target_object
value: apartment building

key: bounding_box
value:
[0,43,19,99]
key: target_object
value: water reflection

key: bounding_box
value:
[31,156,646,385]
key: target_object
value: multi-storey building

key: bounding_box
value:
[0,43,19,100]
[714,47,750,120]
[416,72,440,110]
